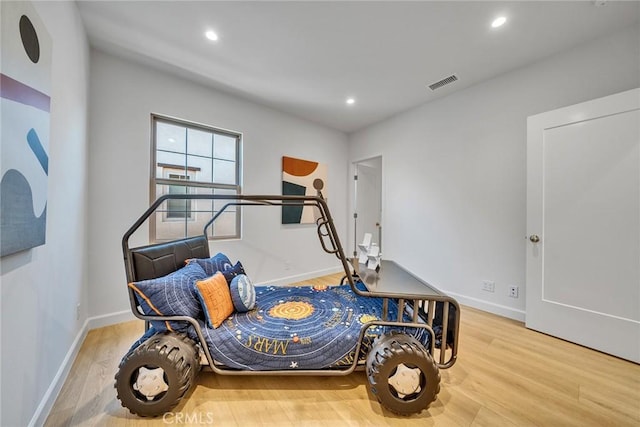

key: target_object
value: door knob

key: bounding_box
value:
[529,234,540,243]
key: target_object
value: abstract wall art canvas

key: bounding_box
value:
[0,1,52,257]
[282,156,328,224]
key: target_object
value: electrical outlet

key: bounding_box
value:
[482,280,495,293]
[508,286,519,298]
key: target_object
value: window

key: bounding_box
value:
[166,173,192,220]
[151,114,241,241]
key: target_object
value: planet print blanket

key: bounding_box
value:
[190,283,429,371]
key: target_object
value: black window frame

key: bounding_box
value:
[150,114,242,242]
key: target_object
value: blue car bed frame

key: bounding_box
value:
[116,194,460,417]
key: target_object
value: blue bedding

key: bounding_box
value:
[187,283,429,371]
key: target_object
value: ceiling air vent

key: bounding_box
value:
[428,74,458,91]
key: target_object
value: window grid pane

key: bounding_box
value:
[152,115,240,242]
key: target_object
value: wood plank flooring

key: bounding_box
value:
[45,273,640,426]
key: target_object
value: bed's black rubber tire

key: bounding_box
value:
[366,332,440,415]
[115,331,200,417]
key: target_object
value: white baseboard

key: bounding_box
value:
[256,266,344,287]
[29,309,136,426]
[87,309,136,330]
[29,318,89,427]
[444,290,526,322]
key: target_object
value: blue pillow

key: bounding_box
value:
[224,261,246,284]
[128,262,207,332]
[191,252,232,276]
[229,274,256,312]
[192,253,245,283]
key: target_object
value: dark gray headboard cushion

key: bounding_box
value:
[130,235,210,282]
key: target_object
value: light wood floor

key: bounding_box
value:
[45,273,640,426]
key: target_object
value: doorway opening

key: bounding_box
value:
[353,156,382,258]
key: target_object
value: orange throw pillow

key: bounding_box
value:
[195,272,234,328]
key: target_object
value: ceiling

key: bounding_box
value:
[77,1,639,133]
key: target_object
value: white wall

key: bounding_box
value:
[0,2,90,426]
[87,50,349,320]
[348,25,640,320]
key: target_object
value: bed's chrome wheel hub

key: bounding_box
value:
[133,366,169,400]
[388,363,422,398]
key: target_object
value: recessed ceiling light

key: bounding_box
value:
[205,30,219,41]
[491,16,507,28]
[346,97,355,105]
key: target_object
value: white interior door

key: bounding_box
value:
[526,88,640,363]
[354,157,382,255]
